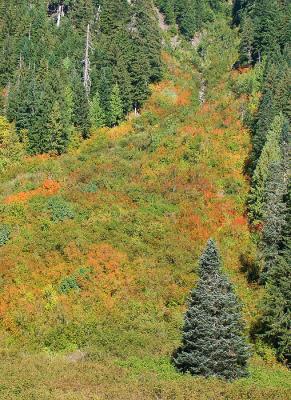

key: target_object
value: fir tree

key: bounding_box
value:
[89,91,105,129]
[173,239,250,380]
[109,83,123,127]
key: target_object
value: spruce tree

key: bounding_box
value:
[173,239,249,380]
[109,83,123,127]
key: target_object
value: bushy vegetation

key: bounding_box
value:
[0,1,289,398]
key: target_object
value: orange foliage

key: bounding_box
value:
[108,121,133,140]
[233,216,247,226]
[176,87,191,106]
[88,243,127,273]
[4,179,61,204]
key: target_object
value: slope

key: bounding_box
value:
[0,13,290,400]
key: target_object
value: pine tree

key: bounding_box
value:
[109,83,123,127]
[173,239,250,380]
[89,91,105,129]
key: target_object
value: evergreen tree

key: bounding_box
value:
[109,83,123,127]
[260,161,288,282]
[173,239,249,380]
[73,78,91,138]
[239,15,254,65]
[257,250,291,365]
[248,114,284,224]
[89,91,105,129]
[46,101,69,154]
[132,0,162,83]
[252,0,282,61]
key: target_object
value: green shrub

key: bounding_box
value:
[0,225,10,246]
[47,197,75,222]
[59,276,80,294]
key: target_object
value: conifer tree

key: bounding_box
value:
[257,250,291,365]
[109,83,123,127]
[73,78,91,138]
[248,114,284,224]
[239,15,254,65]
[89,91,105,129]
[173,239,249,380]
[46,101,69,154]
[260,161,288,282]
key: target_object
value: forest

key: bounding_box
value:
[0,0,290,399]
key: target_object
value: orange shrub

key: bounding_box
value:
[4,179,61,204]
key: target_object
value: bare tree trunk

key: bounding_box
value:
[56,5,64,28]
[96,5,101,22]
[83,24,91,97]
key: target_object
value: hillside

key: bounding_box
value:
[0,1,290,399]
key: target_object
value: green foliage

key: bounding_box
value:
[256,251,291,365]
[47,197,75,222]
[109,84,123,127]
[0,225,10,246]
[173,240,250,380]
[0,116,24,171]
[89,91,105,129]
[248,114,284,224]
[260,162,288,282]
[156,0,225,39]
[3,0,163,154]
[59,276,80,294]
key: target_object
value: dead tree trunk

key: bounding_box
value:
[83,24,91,97]
[56,5,64,28]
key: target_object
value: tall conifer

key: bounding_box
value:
[173,240,249,380]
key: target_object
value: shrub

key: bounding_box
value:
[59,276,80,294]
[0,225,10,246]
[47,197,75,222]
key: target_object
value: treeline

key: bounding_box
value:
[234,0,290,366]
[0,0,162,154]
[154,0,225,39]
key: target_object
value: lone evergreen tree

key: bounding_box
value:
[173,239,249,380]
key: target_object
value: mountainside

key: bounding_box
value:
[0,1,290,399]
